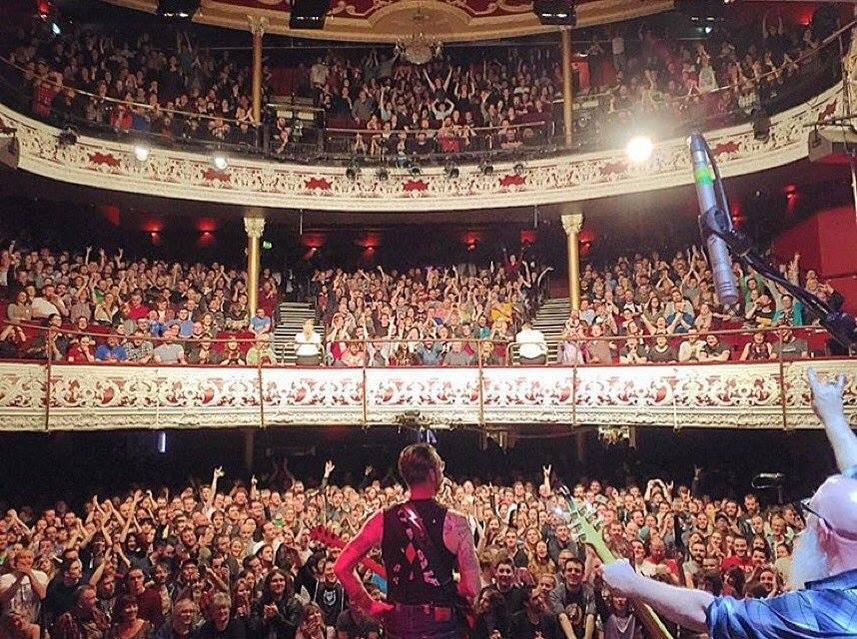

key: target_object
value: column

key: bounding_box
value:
[244,216,265,317]
[560,28,574,147]
[561,210,584,310]
[248,16,269,123]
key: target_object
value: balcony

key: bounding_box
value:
[0,33,846,213]
[0,358,854,432]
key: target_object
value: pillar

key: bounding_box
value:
[562,209,586,465]
[560,28,574,147]
[561,210,584,310]
[244,217,265,318]
[248,16,268,124]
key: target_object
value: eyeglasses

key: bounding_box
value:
[797,498,857,543]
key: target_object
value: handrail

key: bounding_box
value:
[0,23,846,165]
[0,318,837,367]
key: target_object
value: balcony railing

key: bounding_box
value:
[0,22,846,168]
[0,322,854,432]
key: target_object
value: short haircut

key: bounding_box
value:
[209,593,231,610]
[398,443,442,488]
[564,557,584,571]
[74,585,95,604]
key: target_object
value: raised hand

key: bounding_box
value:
[807,368,846,424]
[324,460,335,477]
[542,464,552,478]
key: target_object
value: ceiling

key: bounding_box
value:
[101,0,674,43]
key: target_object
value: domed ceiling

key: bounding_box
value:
[104,0,673,42]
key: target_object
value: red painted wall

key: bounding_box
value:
[773,206,857,313]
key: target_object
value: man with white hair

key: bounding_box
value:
[602,368,857,639]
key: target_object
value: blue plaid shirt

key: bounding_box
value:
[706,568,857,639]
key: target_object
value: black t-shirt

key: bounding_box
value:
[193,618,246,639]
[647,345,677,363]
[480,585,526,617]
[508,611,560,639]
[334,609,381,639]
[313,582,347,626]
[45,578,81,620]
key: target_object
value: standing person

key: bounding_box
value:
[602,369,857,639]
[294,320,322,366]
[549,558,595,639]
[0,549,48,626]
[194,594,245,639]
[515,322,547,365]
[52,585,110,639]
[334,443,480,639]
[249,569,301,639]
[109,595,152,639]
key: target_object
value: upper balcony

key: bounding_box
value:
[0,14,850,213]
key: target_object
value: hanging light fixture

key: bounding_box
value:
[395,10,442,66]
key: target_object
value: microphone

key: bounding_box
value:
[689,133,739,306]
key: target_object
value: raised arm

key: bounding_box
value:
[808,369,857,472]
[603,560,712,632]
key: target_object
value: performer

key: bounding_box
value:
[334,443,480,639]
[603,369,857,639]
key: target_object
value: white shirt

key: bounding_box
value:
[30,297,60,319]
[515,328,547,360]
[294,331,322,357]
[0,570,48,622]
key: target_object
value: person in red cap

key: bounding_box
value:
[602,368,857,639]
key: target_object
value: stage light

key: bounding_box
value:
[212,153,228,171]
[57,126,77,147]
[132,144,150,162]
[533,0,576,26]
[626,134,654,164]
[51,22,61,35]
[156,0,200,19]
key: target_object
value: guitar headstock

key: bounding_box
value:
[308,525,345,549]
[565,498,616,564]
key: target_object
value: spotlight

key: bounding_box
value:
[533,0,576,26]
[156,0,200,19]
[345,159,361,181]
[57,126,77,147]
[444,161,459,179]
[625,134,654,164]
[211,153,228,171]
[132,144,150,162]
[408,162,421,177]
[513,162,525,176]
[480,160,494,176]
[376,167,389,181]
[51,22,61,35]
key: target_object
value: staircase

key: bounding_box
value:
[273,301,316,364]
[531,297,571,363]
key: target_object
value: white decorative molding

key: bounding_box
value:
[0,360,853,431]
[0,84,842,213]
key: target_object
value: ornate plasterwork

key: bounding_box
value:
[0,84,842,213]
[0,360,852,431]
[100,0,673,44]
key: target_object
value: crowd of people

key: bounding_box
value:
[295,245,836,368]
[0,233,840,367]
[0,455,811,639]
[0,240,283,365]
[301,255,551,367]
[0,5,839,160]
[549,247,835,366]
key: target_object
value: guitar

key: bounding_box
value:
[563,496,675,639]
[308,525,388,578]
